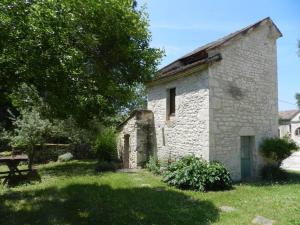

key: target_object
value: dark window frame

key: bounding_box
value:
[168,88,176,117]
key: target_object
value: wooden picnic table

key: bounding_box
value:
[0,155,30,184]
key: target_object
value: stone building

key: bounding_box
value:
[279,110,300,146]
[117,110,155,168]
[117,17,282,180]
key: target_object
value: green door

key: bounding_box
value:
[240,136,253,179]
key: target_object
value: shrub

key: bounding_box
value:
[94,128,117,162]
[260,164,288,181]
[58,152,74,162]
[205,161,233,191]
[146,156,161,175]
[0,151,12,157]
[95,161,117,172]
[260,137,298,166]
[163,155,232,192]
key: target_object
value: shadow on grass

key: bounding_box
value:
[0,183,219,225]
[37,160,98,177]
[236,170,300,187]
[4,170,42,187]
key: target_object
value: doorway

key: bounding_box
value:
[240,136,254,179]
[123,134,130,168]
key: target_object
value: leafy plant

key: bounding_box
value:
[205,161,233,191]
[260,137,298,166]
[296,93,300,109]
[0,0,162,125]
[146,156,161,175]
[6,107,54,170]
[163,155,232,192]
[94,128,117,162]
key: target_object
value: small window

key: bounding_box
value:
[168,88,176,116]
[295,127,300,136]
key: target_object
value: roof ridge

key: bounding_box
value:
[158,17,282,75]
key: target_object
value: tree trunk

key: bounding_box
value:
[28,145,35,171]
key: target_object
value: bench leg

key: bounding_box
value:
[3,175,9,185]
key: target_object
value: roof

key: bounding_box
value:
[152,17,282,83]
[117,109,152,130]
[279,110,300,121]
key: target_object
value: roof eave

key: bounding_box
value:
[147,53,221,87]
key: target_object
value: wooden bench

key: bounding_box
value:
[0,155,30,184]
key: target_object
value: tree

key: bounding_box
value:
[260,137,298,167]
[296,93,300,109]
[0,0,162,126]
[8,83,102,145]
[5,108,54,170]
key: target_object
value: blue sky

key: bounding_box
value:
[138,0,300,111]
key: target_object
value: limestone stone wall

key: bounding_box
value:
[208,21,280,180]
[147,69,210,163]
[117,114,138,168]
[279,112,300,146]
[290,123,300,146]
[117,110,155,168]
[290,112,300,146]
[279,124,290,137]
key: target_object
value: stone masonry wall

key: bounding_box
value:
[208,21,280,180]
[290,112,300,146]
[117,115,138,168]
[147,69,210,163]
[117,110,155,168]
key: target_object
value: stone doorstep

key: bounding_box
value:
[252,215,275,225]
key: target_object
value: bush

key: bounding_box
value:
[163,155,232,192]
[260,137,298,166]
[95,161,117,172]
[94,128,117,162]
[58,152,74,162]
[146,156,161,175]
[0,151,12,157]
[205,161,233,191]
[261,164,288,181]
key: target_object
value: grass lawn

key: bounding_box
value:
[1,160,300,225]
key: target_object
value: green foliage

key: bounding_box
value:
[94,128,117,162]
[8,108,53,148]
[7,83,102,144]
[0,0,162,125]
[205,161,233,191]
[0,150,11,157]
[146,156,161,175]
[260,164,288,181]
[260,137,298,166]
[4,107,55,169]
[58,152,74,162]
[296,93,300,109]
[52,117,102,144]
[163,155,232,192]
